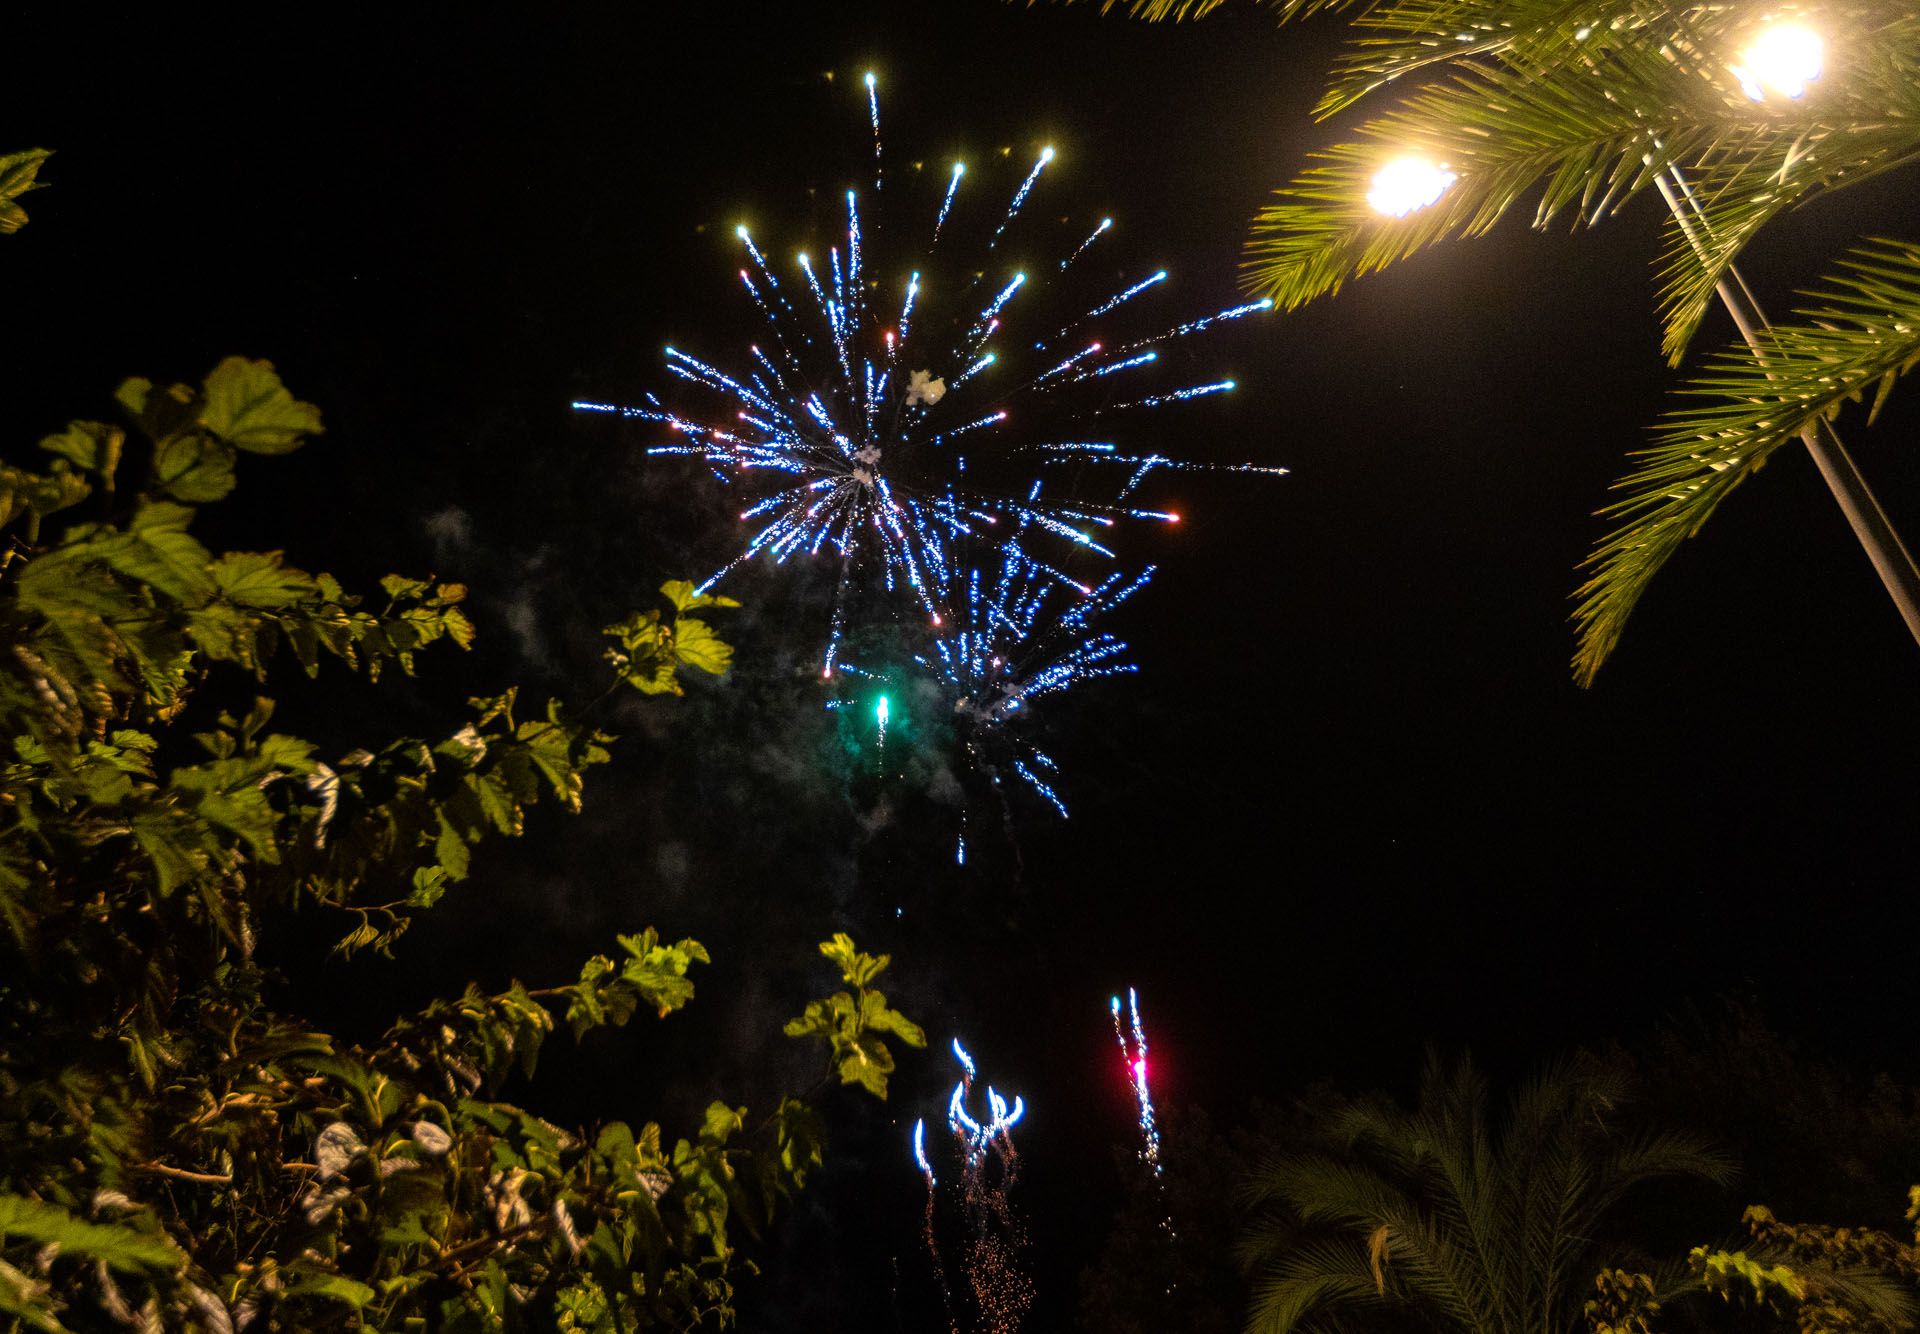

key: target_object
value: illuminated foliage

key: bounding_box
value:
[0,362,923,1330]
[1592,1191,1920,1332]
[0,149,51,235]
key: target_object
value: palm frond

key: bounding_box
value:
[1808,1264,1920,1328]
[1247,7,1920,350]
[1250,1150,1497,1326]
[1317,0,1688,116]
[1243,41,1819,310]
[1247,1240,1393,1334]
[1572,239,1920,684]
[1027,0,1364,24]
[1652,25,1920,362]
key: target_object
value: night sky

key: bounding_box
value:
[13,3,1920,1326]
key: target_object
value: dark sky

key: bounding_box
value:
[13,2,1920,1326]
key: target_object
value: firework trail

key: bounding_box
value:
[911,1039,1034,1332]
[913,1118,960,1332]
[573,72,1284,674]
[1112,988,1162,1175]
[1114,987,1179,1292]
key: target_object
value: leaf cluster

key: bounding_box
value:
[0,365,920,1331]
[0,149,52,235]
[780,934,928,1099]
[1592,1188,1920,1333]
[600,581,739,697]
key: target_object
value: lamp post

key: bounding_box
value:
[1365,27,1920,654]
[1665,22,1920,649]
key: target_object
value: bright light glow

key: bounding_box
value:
[1732,22,1824,100]
[1112,989,1162,1174]
[1366,156,1457,217]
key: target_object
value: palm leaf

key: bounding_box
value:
[1243,40,1824,310]
[1029,0,1366,24]
[1240,1055,1727,1334]
[1247,1239,1392,1334]
[1572,239,1920,683]
[1652,21,1920,362]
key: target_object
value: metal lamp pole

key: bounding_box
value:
[1655,165,1920,650]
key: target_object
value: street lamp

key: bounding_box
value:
[1732,22,1825,100]
[1367,157,1457,217]
[1367,25,1920,654]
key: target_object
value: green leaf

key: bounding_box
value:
[131,812,206,895]
[660,579,741,613]
[819,932,887,988]
[434,811,473,881]
[151,429,237,502]
[39,420,123,483]
[380,574,432,601]
[209,550,318,608]
[0,463,91,532]
[615,930,709,1017]
[74,500,216,605]
[771,1098,826,1190]
[0,148,52,235]
[860,988,927,1048]
[114,377,152,418]
[699,1102,747,1147]
[284,1271,377,1309]
[0,1193,184,1274]
[199,357,323,454]
[673,617,733,677]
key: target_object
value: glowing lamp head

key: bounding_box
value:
[1366,156,1458,217]
[1733,22,1824,100]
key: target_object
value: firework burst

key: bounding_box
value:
[574,73,1284,674]
[832,547,1149,856]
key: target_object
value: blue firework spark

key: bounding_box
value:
[933,549,1151,824]
[573,73,1283,674]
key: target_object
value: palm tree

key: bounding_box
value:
[1237,1054,1731,1334]
[1039,0,1920,683]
